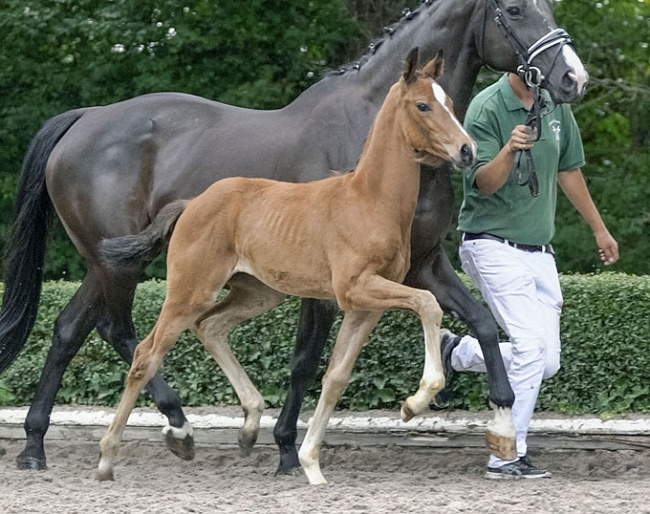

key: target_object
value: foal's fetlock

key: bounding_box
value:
[401,387,438,422]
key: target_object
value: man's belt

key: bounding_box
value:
[462,232,554,255]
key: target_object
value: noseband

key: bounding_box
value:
[483,0,573,196]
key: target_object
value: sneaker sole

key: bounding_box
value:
[484,471,552,480]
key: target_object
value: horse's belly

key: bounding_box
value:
[234,258,335,300]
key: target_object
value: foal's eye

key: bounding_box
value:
[416,102,431,112]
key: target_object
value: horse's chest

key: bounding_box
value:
[359,237,411,281]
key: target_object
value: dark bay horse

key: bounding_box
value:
[96,49,478,483]
[0,0,587,472]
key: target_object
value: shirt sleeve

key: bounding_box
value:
[558,105,586,172]
[463,107,503,189]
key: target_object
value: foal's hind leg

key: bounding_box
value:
[96,270,193,461]
[96,309,192,481]
[194,274,286,456]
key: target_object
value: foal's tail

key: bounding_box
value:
[0,109,86,374]
[99,200,188,270]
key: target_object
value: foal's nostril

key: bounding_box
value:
[460,144,474,167]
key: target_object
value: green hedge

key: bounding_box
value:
[1,273,649,414]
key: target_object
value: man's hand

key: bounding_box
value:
[506,125,535,153]
[596,231,619,265]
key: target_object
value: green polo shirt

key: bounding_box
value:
[458,74,585,245]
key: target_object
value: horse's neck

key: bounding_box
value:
[298,0,484,119]
[351,99,420,222]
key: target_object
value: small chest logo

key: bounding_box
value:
[550,120,561,141]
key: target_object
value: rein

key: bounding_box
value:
[513,86,547,197]
[483,0,573,196]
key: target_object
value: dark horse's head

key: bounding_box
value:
[479,0,588,103]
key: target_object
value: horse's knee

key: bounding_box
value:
[471,317,500,347]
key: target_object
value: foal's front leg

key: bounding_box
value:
[274,298,338,475]
[347,274,447,420]
[298,310,382,485]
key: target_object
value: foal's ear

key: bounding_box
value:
[423,50,445,81]
[403,47,420,84]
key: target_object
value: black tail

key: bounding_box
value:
[0,109,86,374]
[99,200,188,270]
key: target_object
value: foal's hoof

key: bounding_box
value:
[238,440,255,458]
[95,468,115,482]
[164,431,196,461]
[400,402,415,423]
[238,431,258,457]
[16,454,47,471]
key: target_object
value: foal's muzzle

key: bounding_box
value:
[460,144,475,168]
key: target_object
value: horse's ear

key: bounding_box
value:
[403,47,419,84]
[423,50,445,81]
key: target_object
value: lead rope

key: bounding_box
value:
[512,78,546,197]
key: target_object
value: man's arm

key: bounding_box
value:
[475,125,534,195]
[557,169,619,265]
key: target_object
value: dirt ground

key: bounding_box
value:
[1,437,649,514]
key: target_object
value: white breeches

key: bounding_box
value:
[455,238,563,467]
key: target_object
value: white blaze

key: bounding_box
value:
[431,82,469,137]
[562,46,589,95]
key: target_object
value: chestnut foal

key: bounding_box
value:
[96,48,482,484]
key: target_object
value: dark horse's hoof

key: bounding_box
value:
[16,454,47,471]
[163,431,195,461]
[274,450,301,476]
[274,465,302,477]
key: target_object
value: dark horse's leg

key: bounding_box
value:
[16,271,191,470]
[273,298,338,475]
[403,246,515,409]
[16,277,100,470]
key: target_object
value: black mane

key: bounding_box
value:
[324,1,436,77]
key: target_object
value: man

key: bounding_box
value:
[443,72,619,479]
